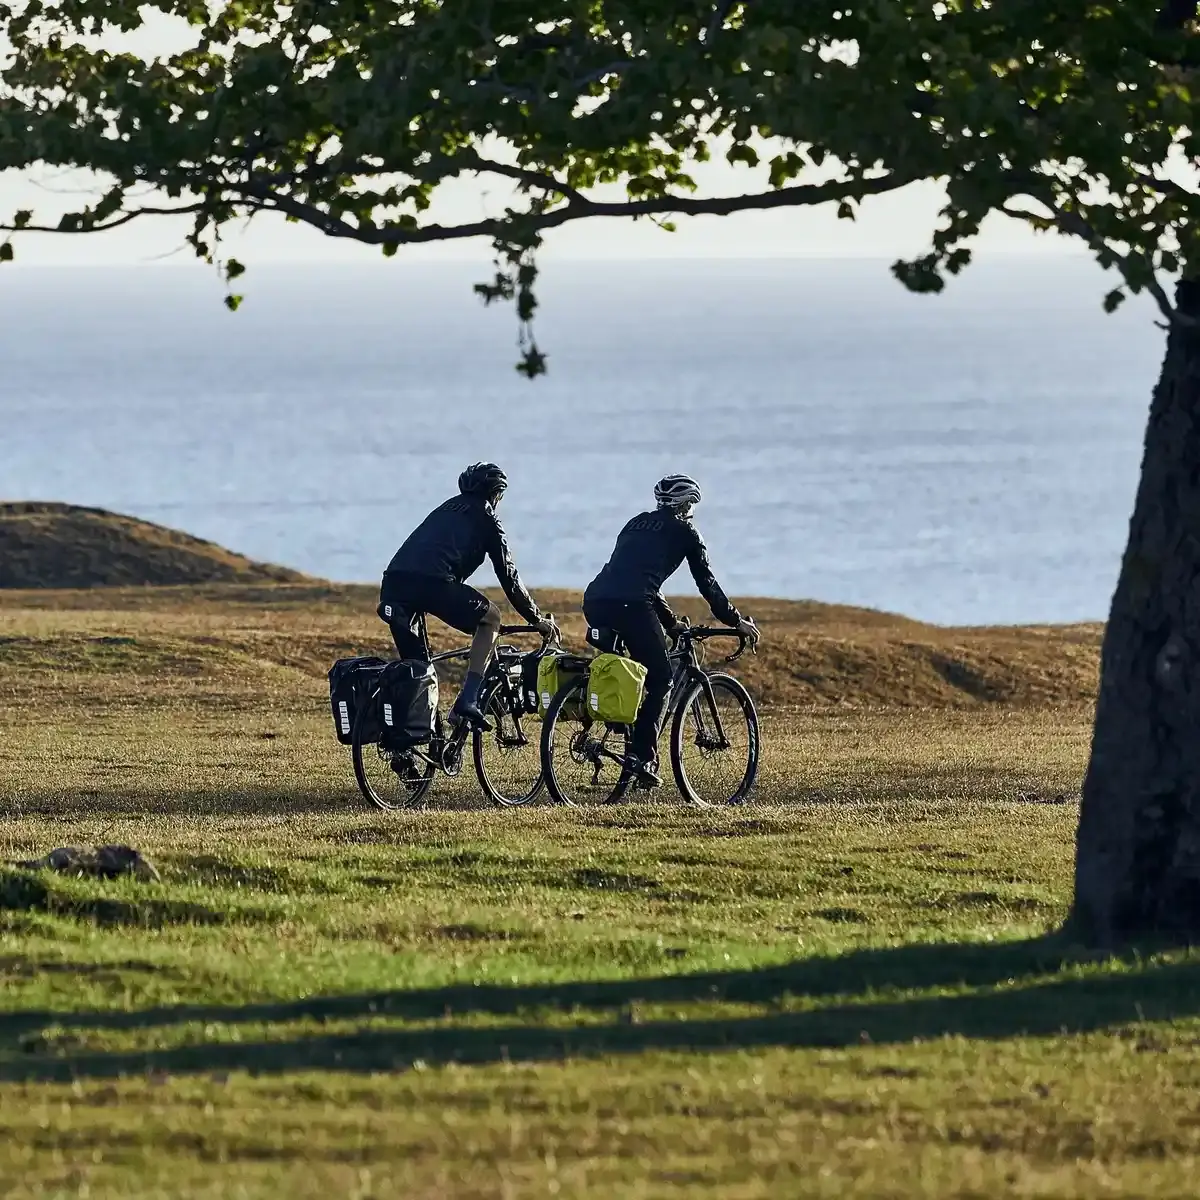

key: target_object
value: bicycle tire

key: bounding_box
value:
[472,680,545,807]
[351,688,438,811]
[669,672,759,807]
[540,680,634,806]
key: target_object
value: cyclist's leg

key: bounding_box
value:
[374,589,432,779]
[586,600,672,770]
[459,601,501,719]
[377,600,429,662]
[421,581,499,723]
[377,576,430,662]
[624,612,672,769]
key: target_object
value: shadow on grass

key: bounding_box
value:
[0,871,229,928]
[2,936,1196,1082]
[6,785,486,818]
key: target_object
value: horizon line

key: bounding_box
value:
[1,249,1095,270]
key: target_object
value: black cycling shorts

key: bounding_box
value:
[378,570,492,659]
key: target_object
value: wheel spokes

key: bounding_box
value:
[548,712,629,805]
[675,680,754,806]
[475,691,542,805]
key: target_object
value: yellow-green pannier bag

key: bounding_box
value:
[536,652,590,719]
[586,653,648,725]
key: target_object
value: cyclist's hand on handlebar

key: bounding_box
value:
[668,615,691,640]
[736,616,761,651]
[536,615,561,645]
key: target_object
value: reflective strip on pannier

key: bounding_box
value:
[327,656,388,745]
[377,659,439,748]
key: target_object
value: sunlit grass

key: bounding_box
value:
[3,587,1191,1199]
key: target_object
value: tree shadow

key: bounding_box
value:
[3,935,1196,1083]
[6,784,486,819]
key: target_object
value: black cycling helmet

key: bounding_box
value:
[654,473,703,510]
[459,462,508,499]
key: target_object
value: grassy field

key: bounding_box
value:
[1,585,1197,1198]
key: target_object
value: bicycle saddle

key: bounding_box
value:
[585,625,625,654]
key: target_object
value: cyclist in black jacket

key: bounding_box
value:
[583,473,759,788]
[379,462,557,729]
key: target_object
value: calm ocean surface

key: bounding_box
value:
[0,257,1164,625]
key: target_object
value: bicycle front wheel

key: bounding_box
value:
[670,672,759,807]
[473,683,544,807]
[540,681,633,806]
[351,692,438,811]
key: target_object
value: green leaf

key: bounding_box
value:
[1103,288,1126,314]
[0,242,13,263]
[224,294,244,312]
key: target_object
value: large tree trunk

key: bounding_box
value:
[1073,280,1200,942]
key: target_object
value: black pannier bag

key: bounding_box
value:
[328,656,387,745]
[378,659,440,748]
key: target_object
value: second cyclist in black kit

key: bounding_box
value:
[379,462,557,730]
[583,474,759,788]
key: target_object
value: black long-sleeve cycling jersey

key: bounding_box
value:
[384,495,541,625]
[584,509,741,629]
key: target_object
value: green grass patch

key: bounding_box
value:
[0,593,1181,1197]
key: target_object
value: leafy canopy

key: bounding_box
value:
[0,1,1196,372]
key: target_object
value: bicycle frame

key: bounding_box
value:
[664,628,745,750]
[403,612,545,774]
[577,626,747,772]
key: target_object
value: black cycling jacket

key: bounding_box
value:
[584,509,741,629]
[384,495,541,625]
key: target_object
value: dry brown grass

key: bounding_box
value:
[0,581,1101,713]
[0,503,305,588]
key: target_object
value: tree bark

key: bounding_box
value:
[1073,279,1200,942]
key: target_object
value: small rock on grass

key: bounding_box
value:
[11,845,160,881]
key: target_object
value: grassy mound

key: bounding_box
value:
[0,502,307,589]
[0,582,1101,710]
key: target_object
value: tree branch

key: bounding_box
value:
[0,203,208,235]
[1002,199,1182,326]
[232,171,913,246]
[464,154,588,204]
[1,171,915,263]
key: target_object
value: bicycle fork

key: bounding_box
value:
[675,673,732,753]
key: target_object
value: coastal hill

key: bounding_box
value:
[0,502,305,589]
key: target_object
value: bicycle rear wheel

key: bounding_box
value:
[351,691,438,810]
[473,682,544,807]
[540,681,634,806]
[669,672,759,807]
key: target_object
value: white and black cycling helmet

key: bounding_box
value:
[459,462,508,500]
[654,473,703,511]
